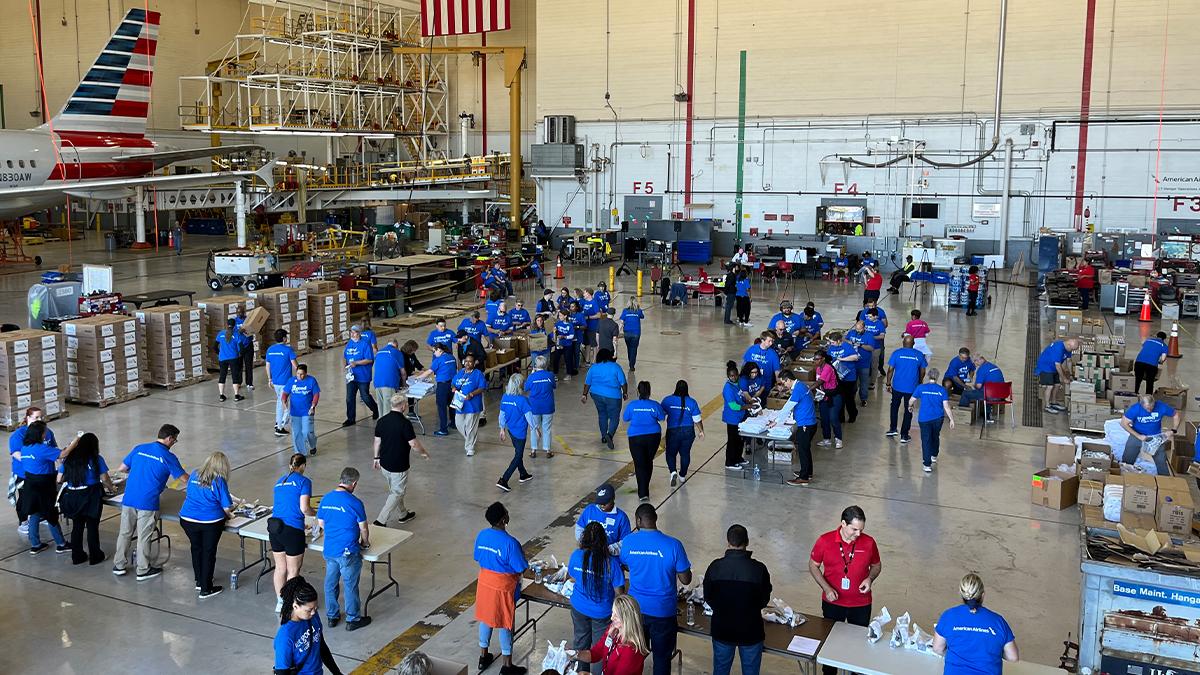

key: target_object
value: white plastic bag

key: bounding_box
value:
[542,640,579,674]
[890,612,911,649]
[1102,483,1123,522]
[762,598,802,626]
[906,623,936,653]
[866,606,892,643]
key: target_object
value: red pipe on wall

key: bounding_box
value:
[481,32,488,154]
[1072,0,1098,231]
[683,0,696,209]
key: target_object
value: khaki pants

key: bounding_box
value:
[377,468,410,523]
[456,411,481,455]
[114,506,158,574]
[375,386,397,411]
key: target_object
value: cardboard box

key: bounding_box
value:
[1127,274,1147,288]
[1121,473,1158,514]
[1110,393,1139,413]
[305,280,339,294]
[763,396,787,411]
[240,306,270,336]
[1045,436,1076,468]
[1155,477,1195,534]
[1154,386,1188,411]
[1120,511,1158,531]
[1109,373,1136,393]
[1078,479,1105,507]
[1031,469,1079,510]
[1081,504,1107,529]
[527,334,548,352]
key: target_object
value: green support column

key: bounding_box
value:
[734,50,747,243]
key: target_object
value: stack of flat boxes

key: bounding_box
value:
[198,296,258,370]
[250,287,310,354]
[306,282,350,348]
[0,330,66,428]
[1068,336,1127,429]
[136,305,205,386]
[63,315,142,404]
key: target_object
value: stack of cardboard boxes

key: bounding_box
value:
[250,287,310,354]
[0,330,67,428]
[198,296,259,370]
[1066,335,1129,429]
[63,315,143,405]
[1107,474,1196,536]
[305,281,350,349]
[135,305,206,387]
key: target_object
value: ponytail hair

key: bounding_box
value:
[280,576,318,624]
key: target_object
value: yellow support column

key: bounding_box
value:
[609,266,615,291]
[636,270,643,297]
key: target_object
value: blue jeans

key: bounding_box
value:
[919,418,943,467]
[435,380,453,432]
[530,413,554,452]
[889,391,913,437]
[592,395,621,440]
[345,379,379,422]
[643,613,678,675]
[625,334,641,369]
[856,366,872,402]
[291,415,316,454]
[28,514,65,548]
[501,435,530,482]
[819,394,843,440]
[479,622,514,656]
[324,552,363,622]
[959,387,984,408]
[665,426,695,475]
[713,639,763,675]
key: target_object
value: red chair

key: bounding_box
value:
[980,381,1016,431]
[696,281,717,306]
[698,266,709,281]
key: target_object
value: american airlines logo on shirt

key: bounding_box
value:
[322,505,348,514]
[895,355,921,363]
[951,625,997,636]
[135,451,166,464]
[477,545,502,556]
[626,549,664,558]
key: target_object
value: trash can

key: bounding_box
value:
[104,233,116,252]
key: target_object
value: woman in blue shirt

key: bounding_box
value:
[524,355,557,458]
[453,354,488,457]
[18,421,68,554]
[180,451,234,598]
[274,576,343,674]
[738,362,765,404]
[497,373,537,492]
[528,314,551,361]
[552,308,580,379]
[778,370,819,486]
[933,573,1018,675]
[618,297,646,371]
[623,381,666,502]
[571,300,589,363]
[58,432,114,565]
[568,521,627,674]
[907,368,956,473]
[416,343,459,436]
[661,380,705,486]
[722,361,748,469]
[556,287,573,313]
[271,454,316,613]
[214,318,245,402]
[582,348,628,450]
[734,270,752,326]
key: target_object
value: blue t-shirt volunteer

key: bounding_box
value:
[585,362,626,400]
[59,455,109,487]
[343,339,374,382]
[180,474,233,522]
[265,343,298,385]
[575,504,632,544]
[508,308,531,326]
[888,348,927,393]
[458,318,488,340]
[554,320,576,346]
[802,313,824,334]
[20,442,60,475]
[623,399,665,437]
[317,489,367,557]
[474,527,528,575]
[947,357,975,382]
[975,362,1004,385]
[618,529,691,618]
[285,376,321,417]
[722,381,746,425]
[1123,401,1175,436]
[372,345,403,388]
[735,278,751,298]
[9,426,56,478]
[121,441,187,511]
[568,549,624,620]
[1034,341,1071,375]
[743,344,781,384]
[583,299,601,331]
[489,313,513,334]
[427,328,456,350]
[936,604,1015,675]
[769,312,803,334]
[788,382,818,426]
[619,309,645,335]
[499,394,533,439]
[453,369,487,414]
[274,617,325,675]
[430,353,457,382]
[215,331,241,361]
[660,395,701,429]
[911,383,950,423]
[525,370,556,414]
[273,472,313,529]
[1136,338,1168,367]
[827,342,858,381]
[846,329,874,362]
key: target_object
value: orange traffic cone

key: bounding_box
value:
[1138,293,1152,322]
[554,256,565,280]
[1167,321,1182,358]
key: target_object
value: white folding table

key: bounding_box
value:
[816,622,1064,674]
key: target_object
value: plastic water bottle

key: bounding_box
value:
[752,464,761,481]
[230,569,239,590]
[686,602,696,626]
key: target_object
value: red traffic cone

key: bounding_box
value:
[1138,293,1152,322]
[1167,321,1182,358]
[554,256,565,280]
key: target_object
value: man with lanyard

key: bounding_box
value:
[808,505,882,675]
[317,467,372,631]
[508,300,532,331]
[113,424,189,580]
[574,483,632,553]
[768,301,804,341]
[845,320,876,406]
[1119,394,1179,475]
[885,335,927,444]
[474,502,528,675]
[264,329,299,437]
[619,504,692,675]
[1035,337,1079,415]
[372,393,430,527]
[343,326,380,427]
[426,319,457,362]
[372,339,404,414]
[958,355,1005,418]
[743,333,782,389]
[776,371,819,486]
[283,364,321,456]
[943,348,976,395]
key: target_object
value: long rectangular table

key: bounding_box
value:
[517,576,834,674]
[815,622,1064,675]
[238,517,412,615]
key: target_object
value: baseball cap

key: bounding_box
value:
[594,483,615,505]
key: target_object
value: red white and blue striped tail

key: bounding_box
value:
[48,8,159,136]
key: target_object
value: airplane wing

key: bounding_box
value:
[113,144,266,169]
[0,165,274,202]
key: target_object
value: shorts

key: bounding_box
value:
[269,523,307,556]
[218,359,242,385]
[1038,371,1060,386]
[584,329,598,348]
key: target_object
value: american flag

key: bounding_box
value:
[421,0,510,37]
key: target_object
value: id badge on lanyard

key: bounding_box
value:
[839,538,857,591]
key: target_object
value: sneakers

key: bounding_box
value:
[273,427,287,437]
[372,520,387,528]
[899,437,911,444]
[670,471,679,487]
[923,465,933,473]
[17,522,28,536]
[835,439,844,449]
[466,449,475,457]
[885,430,899,437]
[136,567,163,581]
[29,543,49,555]
[234,394,245,402]
[518,474,534,483]
[1043,406,1059,414]
[308,448,317,456]
[328,615,341,628]
[341,419,356,427]
[479,653,496,672]
[275,596,284,614]
[606,437,615,450]
[932,456,938,463]
[56,544,71,554]
[219,395,227,402]
[563,375,572,381]
[345,616,372,631]
[725,464,744,471]
[248,385,255,391]
[499,666,528,675]
[496,478,512,492]
[786,477,811,486]
[199,586,224,599]
[397,512,417,524]
[1051,403,1066,411]
[112,566,128,576]
[817,440,831,447]
[433,430,449,436]
[530,450,538,458]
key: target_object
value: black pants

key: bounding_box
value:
[726,424,745,467]
[966,290,979,315]
[889,391,914,438]
[218,358,241,385]
[723,295,735,323]
[791,424,817,480]
[629,432,661,500]
[736,296,751,323]
[181,519,224,592]
[240,344,254,386]
[643,613,678,675]
[821,602,872,675]
[1134,361,1158,395]
[70,515,103,565]
[838,380,859,423]
[1079,287,1091,310]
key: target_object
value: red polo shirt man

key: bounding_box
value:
[809,505,882,675]
[1076,262,1096,310]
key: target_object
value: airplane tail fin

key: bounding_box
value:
[48,8,160,136]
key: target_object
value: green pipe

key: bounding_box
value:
[734,50,747,243]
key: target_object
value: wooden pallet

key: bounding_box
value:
[145,375,210,390]
[67,389,151,408]
[1,409,69,432]
[444,299,484,311]
[378,315,435,329]
[415,307,462,320]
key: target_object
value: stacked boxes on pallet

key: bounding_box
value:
[0,330,66,427]
[250,287,310,354]
[135,305,205,387]
[63,315,142,405]
[198,296,258,370]
[306,281,350,348]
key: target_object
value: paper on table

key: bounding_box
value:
[786,635,820,656]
